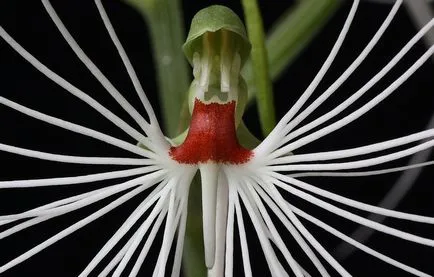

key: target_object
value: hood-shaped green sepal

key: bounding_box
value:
[183,5,251,66]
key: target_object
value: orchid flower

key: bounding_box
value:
[0,0,433,276]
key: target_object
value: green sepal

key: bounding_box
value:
[237,120,261,149]
[183,5,251,66]
[170,128,189,146]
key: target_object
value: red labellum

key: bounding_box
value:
[170,99,253,164]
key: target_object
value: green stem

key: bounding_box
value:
[244,0,341,101]
[241,0,276,136]
[125,0,190,137]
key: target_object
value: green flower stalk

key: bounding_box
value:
[0,1,433,277]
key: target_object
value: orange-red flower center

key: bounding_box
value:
[170,99,253,164]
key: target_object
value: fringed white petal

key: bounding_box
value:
[0,96,155,159]
[290,205,431,277]
[0,166,159,189]
[0,142,153,165]
[257,0,361,157]
[264,39,434,159]
[41,0,152,136]
[268,0,403,155]
[287,160,434,177]
[267,174,434,246]
[0,181,154,273]
[0,25,151,145]
[272,172,434,223]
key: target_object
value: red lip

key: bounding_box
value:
[170,99,253,164]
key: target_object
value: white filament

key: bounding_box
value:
[0,25,148,144]
[93,0,161,129]
[273,172,434,224]
[277,0,403,148]
[239,183,301,277]
[271,129,434,165]
[291,204,431,277]
[270,37,434,157]
[269,139,434,172]
[0,166,158,189]
[268,176,434,247]
[0,142,152,165]
[257,0,361,156]
[0,96,155,158]
[287,160,434,177]
[78,179,172,276]
[251,181,330,276]
[0,182,153,273]
[41,0,152,136]
[266,185,351,276]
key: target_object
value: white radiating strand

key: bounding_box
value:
[268,175,434,246]
[0,180,153,273]
[0,96,156,159]
[0,166,158,189]
[271,129,434,165]
[0,185,110,226]
[0,142,151,165]
[0,171,165,239]
[0,169,162,221]
[152,188,184,277]
[0,26,149,145]
[128,207,167,277]
[78,178,172,277]
[238,178,292,277]
[336,119,434,260]
[225,186,236,277]
[226,169,272,242]
[250,180,330,277]
[41,0,153,137]
[271,21,434,159]
[97,232,136,277]
[275,0,402,149]
[265,184,352,276]
[296,262,313,277]
[234,191,253,277]
[112,194,169,277]
[268,38,434,158]
[273,173,434,223]
[234,177,290,277]
[151,169,194,277]
[269,139,434,172]
[287,160,434,178]
[151,190,176,277]
[290,205,431,277]
[239,182,298,277]
[170,188,189,277]
[257,0,360,156]
[94,0,167,153]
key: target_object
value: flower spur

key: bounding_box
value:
[0,0,433,276]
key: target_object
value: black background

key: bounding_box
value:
[0,0,433,276]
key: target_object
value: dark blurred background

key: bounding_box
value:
[0,0,433,276]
